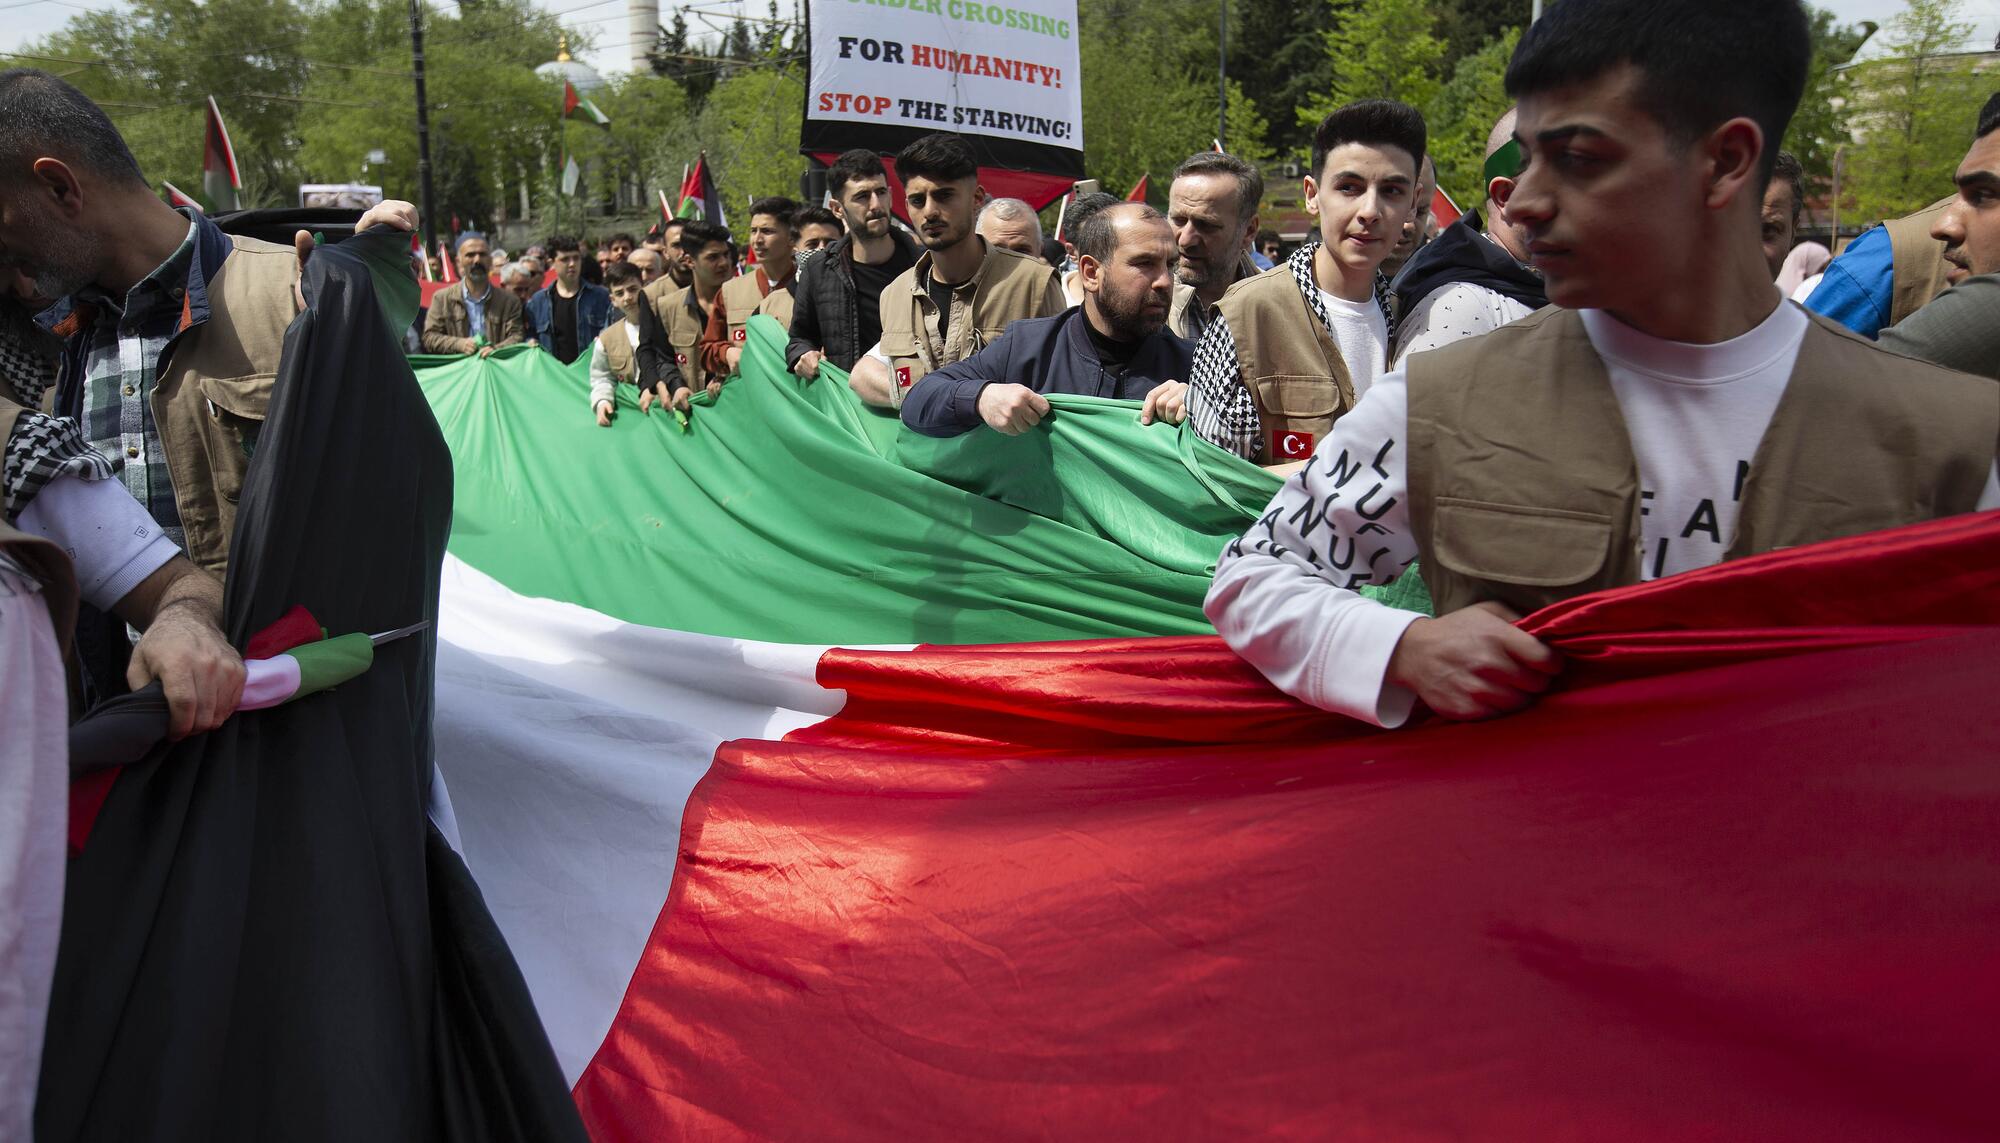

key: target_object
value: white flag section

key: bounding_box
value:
[430,556,891,1080]
[806,0,1082,150]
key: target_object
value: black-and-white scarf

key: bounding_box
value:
[2,300,116,524]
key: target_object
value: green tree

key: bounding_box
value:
[1423,26,1519,208]
[1434,0,1524,70]
[1075,0,1270,209]
[683,65,809,245]
[1843,0,1985,221]
[1222,0,1335,159]
[21,0,314,206]
[1780,7,1867,218]
[1301,0,1447,121]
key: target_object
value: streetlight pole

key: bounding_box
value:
[1218,0,1227,152]
[408,0,439,256]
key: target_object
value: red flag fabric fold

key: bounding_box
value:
[574,511,2000,1141]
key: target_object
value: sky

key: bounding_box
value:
[0,0,1992,80]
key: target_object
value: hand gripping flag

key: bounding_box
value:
[201,96,241,213]
[561,79,610,128]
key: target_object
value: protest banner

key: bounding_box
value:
[801,0,1083,209]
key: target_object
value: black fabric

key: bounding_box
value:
[1389,211,1547,318]
[787,228,921,371]
[633,292,684,395]
[853,242,917,353]
[65,682,168,774]
[923,263,958,347]
[1084,318,1143,376]
[38,229,588,1143]
[550,288,579,364]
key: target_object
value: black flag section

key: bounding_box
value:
[38,230,589,1143]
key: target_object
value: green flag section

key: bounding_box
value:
[413,317,1428,646]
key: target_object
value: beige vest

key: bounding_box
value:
[0,401,80,655]
[1211,267,1359,465]
[596,320,637,383]
[878,241,1061,396]
[652,283,716,388]
[754,283,794,334]
[718,270,782,353]
[152,234,299,575]
[1886,197,1955,325]
[1405,306,1998,616]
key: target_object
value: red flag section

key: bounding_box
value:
[1125,173,1149,202]
[1432,185,1464,229]
[574,512,2000,1140]
[201,96,240,213]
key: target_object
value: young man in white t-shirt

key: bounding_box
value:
[1205,0,2000,727]
[1186,100,1420,464]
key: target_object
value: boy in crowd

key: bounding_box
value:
[642,221,735,396]
[699,196,800,376]
[589,261,648,426]
[1206,0,1998,727]
[1187,101,1422,466]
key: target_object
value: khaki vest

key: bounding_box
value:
[718,270,786,358]
[652,283,716,388]
[879,241,1061,396]
[0,401,80,655]
[1885,197,1954,325]
[754,283,794,334]
[1211,268,1360,465]
[1405,306,1998,616]
[596,320,637,383]
[153,234,299,575]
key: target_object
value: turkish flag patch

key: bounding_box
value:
[1273,429,1315,459]
[733,327,747,341]
[894,365,912,390]
[675,352,687,365]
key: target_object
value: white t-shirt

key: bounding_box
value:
[1206,300,2000,728]
[1316,286,1389,401]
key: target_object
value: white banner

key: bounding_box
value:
[806,0,1082,154]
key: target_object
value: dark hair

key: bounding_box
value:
[0,68,146,186]
[1769,150,1805,224]
[547,234,582,255]
[678,220,734,257]
[750,195,800,230]
[603,260,643,289]
[1505,0,1810,181]
[795,205,842,232]
[894,132,979,185]
[662,217,687,235]
[1171,151,1265,221]
[1062,191,1119,245]
[608,231,637,247]
[1310,99,1427,182]
[1256,228,1280,246]
[1041,234,1066,268]
[826,148,887,198]
[1979,91,2000,139]
[1076,202,1164,263]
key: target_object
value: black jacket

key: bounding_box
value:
[1389,211,1546,322]
[785,228,923,372]
[901,306,1194,437]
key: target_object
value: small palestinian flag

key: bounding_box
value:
[237,606,424,712]
[202,96,241,213]
[676,153,725,226]
[563,80,611,128]
[437,240,459,284]
[161,181,204,213]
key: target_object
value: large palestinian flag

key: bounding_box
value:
[415,321,2000,1139]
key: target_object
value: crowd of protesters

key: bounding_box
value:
[3,0,2000,1133]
